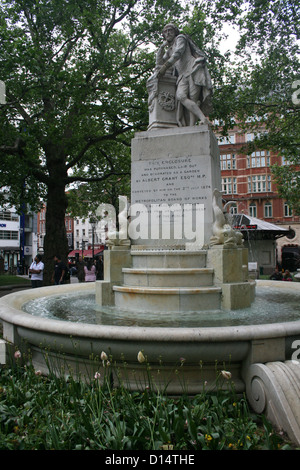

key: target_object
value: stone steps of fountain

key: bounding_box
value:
[130,249,207,269]
[122,267,214,288]
[113,285,222,312]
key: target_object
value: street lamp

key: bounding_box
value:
[81,239,88,259]
[90,217,97,259]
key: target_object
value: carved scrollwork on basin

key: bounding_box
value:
[245,361,300,446]
[247,374,267,414]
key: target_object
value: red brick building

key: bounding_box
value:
[37,204,74,253]
[218,124,300,270]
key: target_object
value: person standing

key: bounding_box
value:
[52,255,67,285]
[29,254,44,288]
[84,260,96,282]
[96,256,104,280]
[283,269,293,281]
[76,255,86,282]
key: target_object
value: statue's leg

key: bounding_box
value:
[181,97,206,125]
[177,79,206,125]
[188,82,206,125]
[176,101,185,127]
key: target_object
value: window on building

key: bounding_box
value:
[248,174,271,193]
[218,135,235,145]
[249,202,257,217]
[247,151,270,168]
[0,230,18,240]
[280,152,291,166]
[220,153,236,170]
[0,211,18,221]
[284,202,293,217]
[222,177,237,194]
[229,203,238,215]
[264,202,272,218]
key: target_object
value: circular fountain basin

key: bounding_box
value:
[0,280,300,393]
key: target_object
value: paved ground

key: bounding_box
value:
[0,284,31,298]
[0,274,79,298]
[0,275,80,337]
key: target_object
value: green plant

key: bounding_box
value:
[0,350,294,450]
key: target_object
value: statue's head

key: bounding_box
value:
[162,23,180,39]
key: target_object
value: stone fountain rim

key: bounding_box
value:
[0,280,300,343]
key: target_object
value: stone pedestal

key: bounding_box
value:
[207,245,255,310]
[207,245,247,285]
[96,123,255,313]
[146,73,178,130]
[95,247,131,306]
[130,125,221,248]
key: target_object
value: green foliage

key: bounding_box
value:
[0,354,293,450]
[205,0,300,213]
[0,275,31,286]
[0,0,299,241]
[0,0,187,210]
[67,139,131,217]
[0,0,189,279]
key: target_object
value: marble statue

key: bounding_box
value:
[210,189,243,247]
[106,196,131,249]
[154,23,213,127]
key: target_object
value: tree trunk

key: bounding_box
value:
[43,152,69,285]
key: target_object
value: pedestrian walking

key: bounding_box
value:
[29,254,44,288]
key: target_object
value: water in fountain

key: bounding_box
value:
[22,283,300,327]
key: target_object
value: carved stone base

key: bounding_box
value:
[95,248,132,306]
[207,245,255,310]
[131,125,221,247]
[245,361,300,446]
[147,73,178,130]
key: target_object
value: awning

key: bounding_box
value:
[232,214,291,240]
[68,248,104,258]
[232,214,290,232]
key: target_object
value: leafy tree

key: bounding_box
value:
[0,0,185,283]
[204,0,300,212]
[2,0,298,286]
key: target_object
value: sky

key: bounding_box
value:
[219,24,240,55]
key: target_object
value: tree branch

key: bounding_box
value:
[105,1,135,37]
[0,137,24,153]
[66,170,130,184]
[66,125,134,171]
[6,91,35,126]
